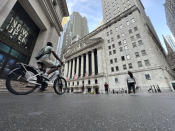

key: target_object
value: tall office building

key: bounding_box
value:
[163,35,175,71]
[165,0,175,38]
[58,12,89,58]
[62,0,174,93]
[163,35,175,54]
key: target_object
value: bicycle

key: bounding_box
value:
[6,62,67,95]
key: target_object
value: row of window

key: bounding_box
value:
[108,40,143,51]
[111,59,151,72]
[110,50,147,64]
[107,33,141,44]
[107,26,138,37]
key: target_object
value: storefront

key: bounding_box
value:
[0,1,40,78]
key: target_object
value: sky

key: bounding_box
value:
[65,0,171,48]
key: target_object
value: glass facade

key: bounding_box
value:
[0,1,40,78]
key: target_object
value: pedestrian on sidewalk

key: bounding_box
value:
[104,82,109,94]
[127,71,136,94]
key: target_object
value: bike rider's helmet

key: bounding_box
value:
[47,42,53,47]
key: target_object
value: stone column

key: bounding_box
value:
[91,50,95,75]
[72,58,75,79]
[68,60,72,79]
[76,57,79,79]
[97,49,102,74]
[64,62,68,78]
[86,53,89,77]
[81,55,84,77]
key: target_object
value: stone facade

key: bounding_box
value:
[62,0,175,93]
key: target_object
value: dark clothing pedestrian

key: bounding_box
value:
[104,82,109,94]
[127,71,136,94]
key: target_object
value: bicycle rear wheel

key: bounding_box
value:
[6,68,38,95]
[53,77,67,95]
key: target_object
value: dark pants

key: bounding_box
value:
[128,83,135,94]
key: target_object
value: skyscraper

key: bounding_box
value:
[163,35,175,54]
[58,12,89,58]
[164,0,175,38]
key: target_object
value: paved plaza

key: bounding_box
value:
[0,93,175,131]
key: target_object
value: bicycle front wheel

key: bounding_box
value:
[53,77,67,95]
[6,68,38,95]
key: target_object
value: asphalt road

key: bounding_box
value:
[0,93,175,131]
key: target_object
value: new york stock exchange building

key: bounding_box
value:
[0,0,68,89]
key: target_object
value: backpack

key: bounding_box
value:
[35,47,50,60]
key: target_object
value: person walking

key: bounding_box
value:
[127,71,136,94]
[104,82,109,94]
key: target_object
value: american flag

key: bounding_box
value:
[74,74,77,79]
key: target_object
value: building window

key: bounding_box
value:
[141,50,147,56]
[123,64,127,70]
[138,40,143,46]
[118,41,122,46]
[144,59,151,66]
[111,67,114,72]
[129,29,133,34]
[121,56,125,61]
[145,74,151,80]
[112,44,115,48]
[138,61,143,67]
[135,52,140,58]
[110,30,113,34]
[116,66,119,71]
[130,36,135,41]
[108,40,110,43]
[136,34,141,39]
[113,50,116,54]
[120,47,123,52]
[128,63,133,69]
[115,78,118,83]
[120,25,123,29]
[134,26,138,31]
[124,45,128,50]
[108,46,111,50]
[132,42,137,48]
[109,51,112,55]
[114,58,117,63]
[77,81,79,85]
[95,79,98,84]
[123,39,127,44]
[126,55,130,60]
[110,59,113,64]
[131,18,136,23]
[117,35,120,39]
[107,32,109,36]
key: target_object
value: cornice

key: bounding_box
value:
[64,37,104,59]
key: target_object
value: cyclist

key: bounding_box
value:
[36,42,63,91]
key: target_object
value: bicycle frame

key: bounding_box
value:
[10,63,61,86]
